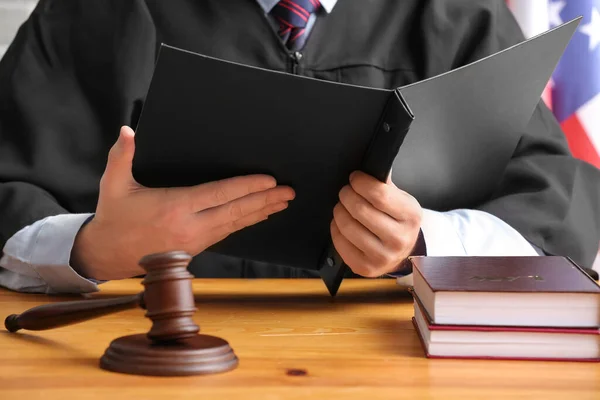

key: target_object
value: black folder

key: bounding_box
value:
[132,18,580,295]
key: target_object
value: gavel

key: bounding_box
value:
[4,251,238,376]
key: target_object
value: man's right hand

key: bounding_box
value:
[71,126,295,280]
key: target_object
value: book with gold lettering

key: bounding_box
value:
[411,256,600,328]
[410,256,600,361]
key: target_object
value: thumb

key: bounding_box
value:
[101,126,137,196]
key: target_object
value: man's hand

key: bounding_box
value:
[71,126,295,280]
[331,171,422,277]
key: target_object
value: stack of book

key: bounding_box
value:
[409,256,600,361]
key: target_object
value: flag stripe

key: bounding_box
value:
[576,93,600,155]
[561,114,600,168]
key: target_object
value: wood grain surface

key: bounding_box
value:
[1,279,598,400]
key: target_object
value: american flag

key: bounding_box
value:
[509,0,600,271]
[550,0,600,168]
[509,0,600,168]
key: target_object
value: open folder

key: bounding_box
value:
[132,18,580,295]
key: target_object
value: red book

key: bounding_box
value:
[411,256,600,328]
[412,296,600,361]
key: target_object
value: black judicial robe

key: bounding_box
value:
[0,0,599,278]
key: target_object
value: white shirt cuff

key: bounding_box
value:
[0,213,99,294]
[421,208,539,257]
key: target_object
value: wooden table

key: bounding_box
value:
[0,279,598,399]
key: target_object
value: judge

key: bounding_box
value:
[0,0,599,294]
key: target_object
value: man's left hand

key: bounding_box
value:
[331,171,422,277]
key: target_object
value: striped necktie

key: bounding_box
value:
[271,0,321,51]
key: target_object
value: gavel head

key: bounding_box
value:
[139,251,200,342]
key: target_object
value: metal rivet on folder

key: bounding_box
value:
[383,122,391,132]
[327,257,335,267]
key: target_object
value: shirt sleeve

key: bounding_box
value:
[0,213,100,294]
[393,207,540,287]
[420,208,540,257]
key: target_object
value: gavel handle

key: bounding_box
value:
[5,292,144,333]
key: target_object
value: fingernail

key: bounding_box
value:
[266,176,278,188]
[121,126,135,138]
[349,171,357,180]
